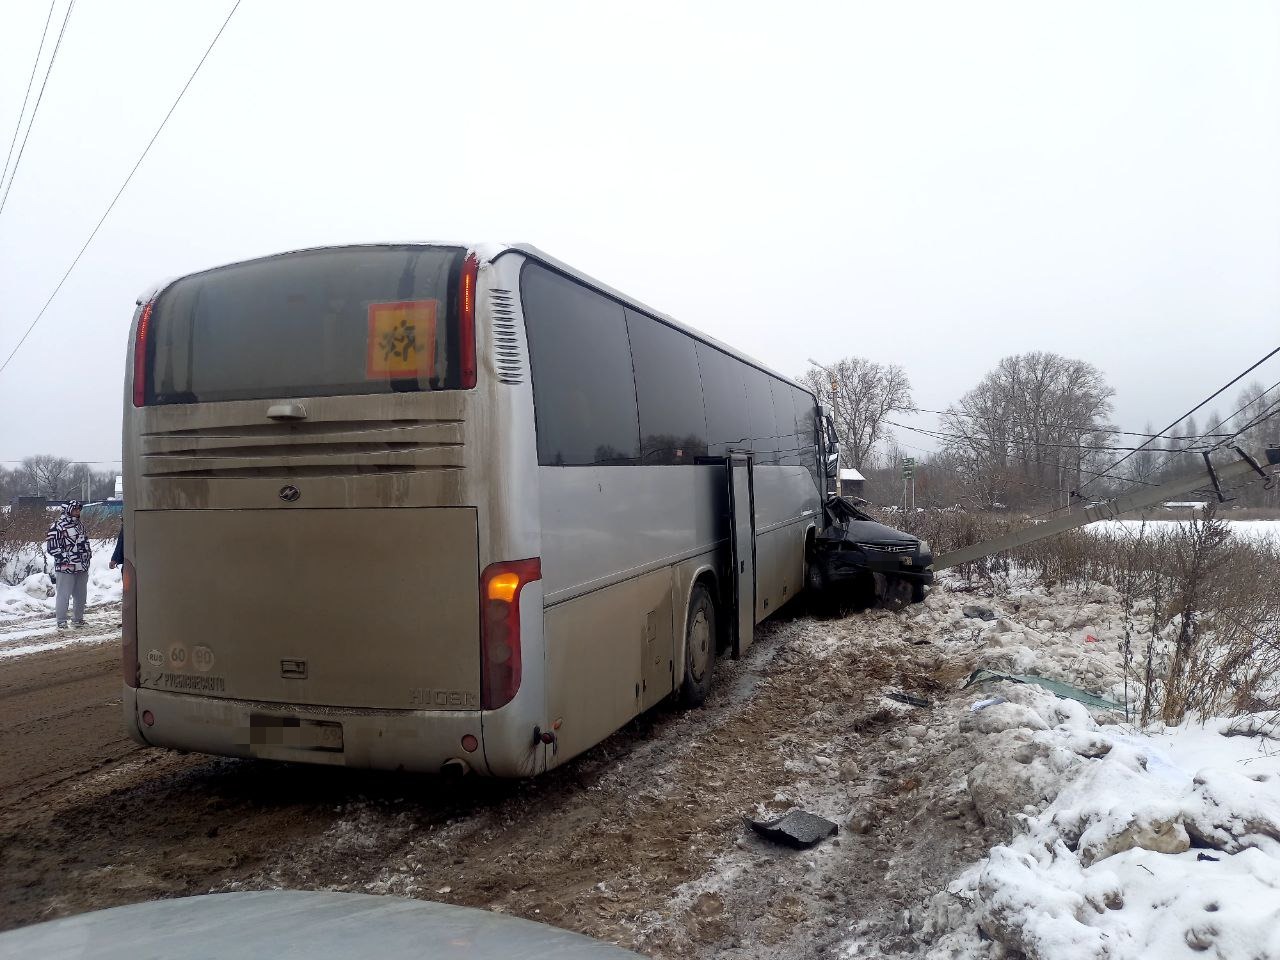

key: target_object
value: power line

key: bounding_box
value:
[0,0,74,219]
[1143,379,1280,483]
[0,0,241,378]
[884,418,1195,456]
[883,419,1158,486]
[1232,402,1280,440]
[1081,346,1280,490]
[0,459,120,465]
[914,406,1235,441]
[0,1,56,194]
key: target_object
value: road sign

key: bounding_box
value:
[902,457,915,479]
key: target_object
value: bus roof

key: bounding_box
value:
[136,242,816,399]
[492,244,814,396]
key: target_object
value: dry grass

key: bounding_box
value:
[926,506,1280,724]
[0,508,119,586]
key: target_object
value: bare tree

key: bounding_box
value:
[801,357,913,470]
[20,456,76,499]
[1125,421,1160,483]
[939,352,1115,509]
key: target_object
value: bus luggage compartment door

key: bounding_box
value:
[727,454,756,657]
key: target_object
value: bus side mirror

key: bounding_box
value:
[825,450,839,478]
[823,414,840,478]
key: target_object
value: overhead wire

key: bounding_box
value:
[0,0,74,219]
[1139,378,1280,484]
[882,419,1158,486]
[0,0,242,378]
[0,1,56,195]
[883,418,1192,457]
[1217,395,1280,447]
[913,406,1235,440]
[1081,346,1280,490]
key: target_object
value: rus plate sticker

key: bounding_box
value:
[366,299,438,379]
[147,648,164,668]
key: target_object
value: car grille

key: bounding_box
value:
[855,542,916,554]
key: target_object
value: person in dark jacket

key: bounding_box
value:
[46,501,92,629]
[109,526,123,570]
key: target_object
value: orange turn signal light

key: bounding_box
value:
[486,572,521,603]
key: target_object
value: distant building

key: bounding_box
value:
[11,495,47,514]
[837,468,865,499]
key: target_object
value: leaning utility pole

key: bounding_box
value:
[933,446,1279,570]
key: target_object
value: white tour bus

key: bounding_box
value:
[121,243,831,776]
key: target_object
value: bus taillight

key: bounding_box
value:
[479,558,540,711]
[122,559,139,687]
[459,254,478,389]
[132,300,154,407]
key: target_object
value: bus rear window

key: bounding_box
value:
[143,245,465,405]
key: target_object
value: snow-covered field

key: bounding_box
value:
[1086,518,1280,547]
[0,540,122,658]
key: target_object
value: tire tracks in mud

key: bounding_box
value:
[0,597,990,959]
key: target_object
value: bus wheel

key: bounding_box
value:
[805,548,838,618]
[679,583,715,707]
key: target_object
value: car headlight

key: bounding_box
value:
[918,540,931,555]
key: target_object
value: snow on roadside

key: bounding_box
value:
[1086,518,1280,547]
[918,579,1280,960]
[0,539,122,624]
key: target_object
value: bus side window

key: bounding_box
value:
[744,368,779,462]
[792,386,819,477]
[771,377,800,465]
[696,343,750,458]
[521,264,640,466]
[626,310,708,465]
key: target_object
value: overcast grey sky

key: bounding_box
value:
[1,0,1277,468]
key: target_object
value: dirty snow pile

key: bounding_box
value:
[0,541,123,622]
[921,583,1280,960]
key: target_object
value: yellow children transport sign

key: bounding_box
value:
[366,299,438,379]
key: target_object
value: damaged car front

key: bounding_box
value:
[809,499,934,607]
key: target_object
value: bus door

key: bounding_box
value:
[727,453,756,657]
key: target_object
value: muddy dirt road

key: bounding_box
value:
[0,596,999,958]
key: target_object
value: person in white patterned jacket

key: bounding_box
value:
[45,501,92,630]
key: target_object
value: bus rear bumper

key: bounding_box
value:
[124,686,495,775]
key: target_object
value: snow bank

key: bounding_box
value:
[926,686,1280,959]
[0,539,122,623]
[1086,519,1280,547]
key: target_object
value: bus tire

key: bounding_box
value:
[805,548,837,618]
[679,583,715,707]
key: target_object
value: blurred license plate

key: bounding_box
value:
[248,715,343,751]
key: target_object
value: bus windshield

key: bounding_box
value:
[143,245,464,405]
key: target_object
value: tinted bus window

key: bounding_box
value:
[522,265,640,466]
[146,246,463,404]
[744,367,779,460]
[771,377,800,465]
[696,343,750,457]
[792,386,819,474]
[626,311,708,465]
